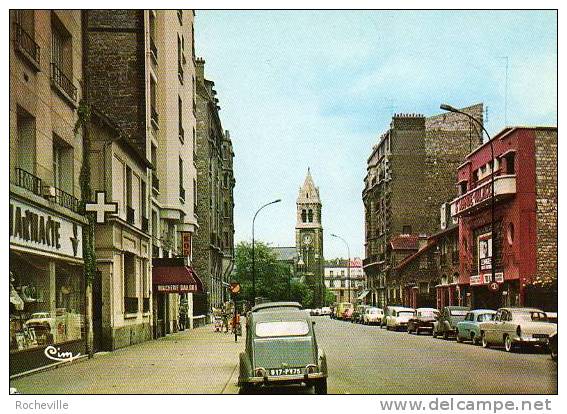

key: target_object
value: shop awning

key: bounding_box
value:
[152,266,203,294]
[357,289,370,300]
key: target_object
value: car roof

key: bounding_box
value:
[250,308,311,323]
[500,307,545,313]
[416,307,438,311]
[251,301,303,312]
[469,309,497,313]
[445,306,469,309]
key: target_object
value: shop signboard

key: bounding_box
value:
[470,273,504,285]
[155,284,198,293]
[9,198,83,259]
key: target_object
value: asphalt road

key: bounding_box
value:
[314,316,557,394]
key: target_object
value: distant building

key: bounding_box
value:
[324,258,365,304]
[363,105,484,308]
[193,58,235,310]
[295,169,324,306]
[271,246,299,275]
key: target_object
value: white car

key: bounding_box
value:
[479,307,557,352]
[320,307,332,316]
[384,306,416,331]
[363,307,383,325]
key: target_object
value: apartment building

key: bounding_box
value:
[9,10,88,375]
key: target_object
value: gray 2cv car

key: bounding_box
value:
[238,302,328,394]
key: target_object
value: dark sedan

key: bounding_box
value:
[407,308,439,335]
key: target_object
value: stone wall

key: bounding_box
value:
[534,128,558,285]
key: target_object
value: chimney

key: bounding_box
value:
[195,57,205,80]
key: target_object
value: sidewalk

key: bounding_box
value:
[10,324,244,394]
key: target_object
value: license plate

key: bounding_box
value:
[269,368,302,376]
[533,334,549,339]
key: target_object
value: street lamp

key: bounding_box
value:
[331,233,351,303]
[440,104,496,288]
[252,198,281,306]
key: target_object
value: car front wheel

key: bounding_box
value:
[504,335,514,352]
[481,332,489,348]
[314,379,327,395]
[456,330,463,343]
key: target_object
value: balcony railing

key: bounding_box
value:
[51,63,77,102]
[54,186,82,214]
[14,167,42,196]
[451,174,517,217]
[152,172,160,191]
[126,206,135,225]
[151,106,159,126]
[124,297,139,314]
[142,216,149,233]
[14,23,40,68]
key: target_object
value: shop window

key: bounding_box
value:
[10,254,84,353]
[124,253,138,313]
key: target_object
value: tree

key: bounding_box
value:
[233,241,312,307]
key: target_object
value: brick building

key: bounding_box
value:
[9,10,89,376]
[450,126,557,311]
[363,104,483,308]
[193,58,235,311]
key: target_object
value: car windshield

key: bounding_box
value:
[255,321,310,337]
[419,311,437,317]
[450,310,468,316]
[477,313,494,322]
[398,311,414,316]
[369,309,379,314]
[515,312,548,322]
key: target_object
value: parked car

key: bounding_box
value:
[310,308,321,316]
[343,307,354,321]
[238,302,328,394]
[335,302,353,320]
[478,307,557,352]
[433,306,470,339]
[455,309,496,344]
[321,307,332,316]
[352,305,369,324]
[363,307,384,325]
[546,312,557,324]
[407,308,439,335]
[384,306,416,331]
[548,331,557,361]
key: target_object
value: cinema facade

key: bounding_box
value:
[450,126,557,311]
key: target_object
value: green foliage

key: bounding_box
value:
[233,241,312,306]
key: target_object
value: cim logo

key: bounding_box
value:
[44,345,81,362]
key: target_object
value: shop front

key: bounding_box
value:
[152,258,203,337]
[9,195,87,376]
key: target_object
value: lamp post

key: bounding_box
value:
[440,104,496,289]
[331,233,351,303]
[252,199,281,307]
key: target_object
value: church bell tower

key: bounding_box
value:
[295,168,324,292]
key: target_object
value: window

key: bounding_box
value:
[193,178,197,209]
[149,12,157,61]
[459,181,468,195]
[177,35,183,82]
[507,222,514,245]
[52,135,73,193]
[178,96,184,142]
[124,253,138,313]
[224,201,229,217]
[51,14,76,102]
[308,209,313,223]
[255,321,309,338]
[152,209,159,238]
[150,77,158,126]
[16,107,36,175]
[504,153,515,174]
[179,157,184,200]
[301,209,307,223]
[125,166,135,224]
[402,225,412,234]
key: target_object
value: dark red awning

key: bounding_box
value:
[152,266,203,293]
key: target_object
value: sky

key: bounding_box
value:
[194,10,557,259]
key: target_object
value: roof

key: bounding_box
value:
[394,240,436,272]
[297,168,321,203]
[271,246,298,262]
[251,302,303,313]
[389,234,420,250]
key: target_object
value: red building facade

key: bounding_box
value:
[450,127,557,310]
